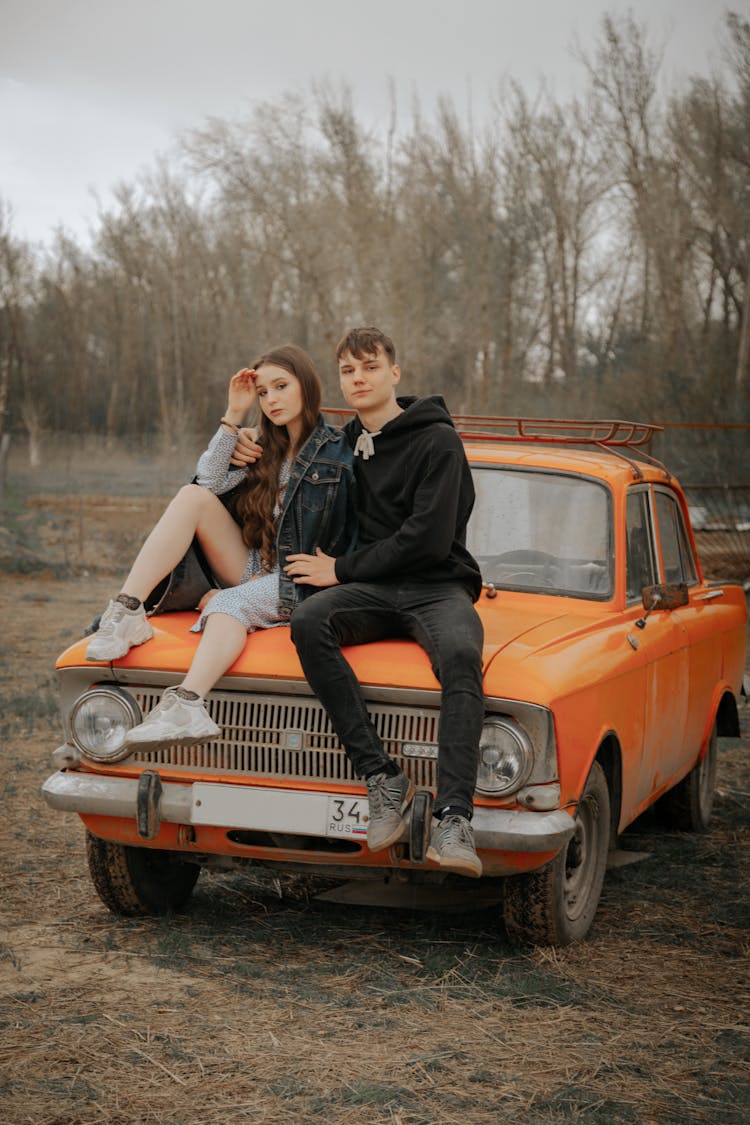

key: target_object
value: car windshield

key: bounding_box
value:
[467,466,613,598]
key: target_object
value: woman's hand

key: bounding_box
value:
[224,368,257,425]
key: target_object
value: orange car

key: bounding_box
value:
[42,418,747,944]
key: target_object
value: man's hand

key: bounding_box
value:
[230,426,263,467]
[197,589,219,611]
[285,549,340,587]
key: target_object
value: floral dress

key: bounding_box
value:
[190,454,291,635]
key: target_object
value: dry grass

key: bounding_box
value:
[0,470,748,1125]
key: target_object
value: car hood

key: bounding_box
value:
[480,595,603,657]
[59,595,602,694]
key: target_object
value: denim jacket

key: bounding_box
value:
[194,417,357,617]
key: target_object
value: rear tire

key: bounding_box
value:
[657,722,717,833]
[85,832,201,916]
[503,760,611,946]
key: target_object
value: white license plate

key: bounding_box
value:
[326,795,368,839]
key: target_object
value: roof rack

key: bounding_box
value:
[454,416,669,480]
[453,416,662,448]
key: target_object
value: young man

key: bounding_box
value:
[284,326,485,877]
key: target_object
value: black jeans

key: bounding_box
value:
[291,580,484,815]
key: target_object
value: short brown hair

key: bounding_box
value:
[336,326,396,365]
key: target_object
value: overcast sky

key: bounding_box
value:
[0,0,732,248]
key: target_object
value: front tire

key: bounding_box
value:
[503,760,611,945]
[86,832,201,916]
[657,722,717,833]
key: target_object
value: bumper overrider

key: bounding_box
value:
[41,764,576,856]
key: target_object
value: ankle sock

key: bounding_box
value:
[366,759,400,780]
[116,593,142,611]
[437,805,472,822]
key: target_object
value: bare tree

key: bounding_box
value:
[580,13,695,376]
[724,12,750,393]
[0,201,43,469]
[397,100,503,409]
[506,88,612,382]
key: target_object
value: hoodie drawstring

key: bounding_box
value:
[353,429,381,460]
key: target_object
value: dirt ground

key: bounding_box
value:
[1,460,749,1125]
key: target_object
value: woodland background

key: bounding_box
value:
[0,12,748,477]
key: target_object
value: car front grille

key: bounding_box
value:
[125,687,440,788]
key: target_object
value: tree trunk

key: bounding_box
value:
[0,432,10,501]
[0,355,9,439]
[735,245,750,390]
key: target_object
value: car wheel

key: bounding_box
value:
[85,831,201,916]
[503,760,611,945]
[657,722,717,833]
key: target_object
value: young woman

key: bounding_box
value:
[85,344,356,751]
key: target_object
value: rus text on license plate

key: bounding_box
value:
[326,795,368,838]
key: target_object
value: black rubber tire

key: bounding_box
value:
[657,722,717,833]
[85,832,201,916]
[503,760,611,946]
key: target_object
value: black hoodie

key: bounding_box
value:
[334,395,482,600]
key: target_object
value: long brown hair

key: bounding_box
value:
[233,344,322,572]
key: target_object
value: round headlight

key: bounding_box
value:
[70,688,141,762]
[475,716,533,796]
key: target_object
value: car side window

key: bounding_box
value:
[654,490,698,585]
[626,490,658,601]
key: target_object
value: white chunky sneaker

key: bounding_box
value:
[427,814,482,878]
[85,599,154,662]
[123,688,221,752]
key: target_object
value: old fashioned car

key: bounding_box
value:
[41,417,748,944]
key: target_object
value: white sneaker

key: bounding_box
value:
[123,688,220,751]
[86,599,154,661]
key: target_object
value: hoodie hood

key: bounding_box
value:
[390,395,456,431]
[345,395,455,449]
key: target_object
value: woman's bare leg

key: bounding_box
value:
[180,613,248,697]
[122,611,250,747]
[121,484,250,602]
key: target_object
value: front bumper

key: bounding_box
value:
[41,768,576,854]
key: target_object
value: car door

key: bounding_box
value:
[652,487,722,766]
[624,486,689,811]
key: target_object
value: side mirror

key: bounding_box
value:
[636,582,689,629]
[641,583,689,611]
